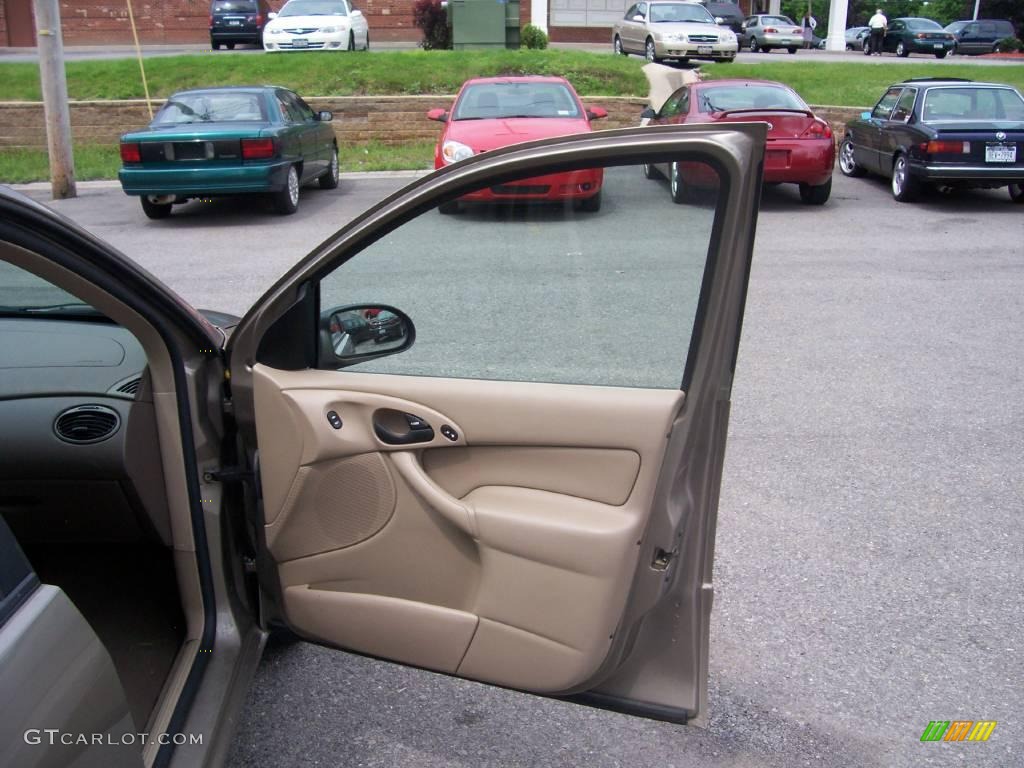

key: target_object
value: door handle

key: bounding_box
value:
[389,451,476,537]
[373,410,435,445]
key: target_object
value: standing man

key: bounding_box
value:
[868,8,887,55]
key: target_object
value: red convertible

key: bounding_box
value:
[642,78,835,205]
[427,76,607,213]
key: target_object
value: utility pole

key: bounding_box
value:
[972,0,980,20]
[34,0,76,199]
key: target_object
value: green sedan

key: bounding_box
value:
[118,86,339,219]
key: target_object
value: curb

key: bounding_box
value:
[7,170,433,192]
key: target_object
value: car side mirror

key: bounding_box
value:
[320,304,415,369]
[317,110,333,122]
[267,11,277,19]
[427,108,448,122]
[633,14,645,21]
[351,9,363,16]
[715,16,725,24]
[586,106,608,120]
[640,106,657,120]
[861,111,872,120]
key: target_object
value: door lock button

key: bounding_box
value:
[440,425,458,442]
[326,410,343,430]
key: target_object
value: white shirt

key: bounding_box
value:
[868,13,887,29]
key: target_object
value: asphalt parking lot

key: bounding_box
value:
[21,168,1024,767]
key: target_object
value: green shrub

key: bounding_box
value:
[995,37,1021,53]
[521,24,549,50]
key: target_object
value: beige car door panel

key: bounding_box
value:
[228,125,764,723]
[254,365,684,692]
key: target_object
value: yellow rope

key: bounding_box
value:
[125,0,153,118]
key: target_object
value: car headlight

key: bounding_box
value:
[268,27,283,34]
[442,140,474,164]
[722,32,736,42]
[665,33,686,42]
[321,25,343,33]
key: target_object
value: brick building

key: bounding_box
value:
[0,0,421,46]
[0,0,772,48]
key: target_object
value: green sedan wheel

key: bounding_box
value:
[273,166,301,215]
[319,147,339,190]
[140,196,172,220]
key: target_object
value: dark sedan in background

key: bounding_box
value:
[865,17,956,58]
[118,86,339,218]
[839,78,1024,203]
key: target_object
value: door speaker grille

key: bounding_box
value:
[54,405,120,444]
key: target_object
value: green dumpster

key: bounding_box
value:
[449,0,520,50]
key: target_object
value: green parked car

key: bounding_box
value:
[118,86,339,219]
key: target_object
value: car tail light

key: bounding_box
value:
[765,27,777,33]
[209,14,214,28]
[800,120,832,140]
[792,28,802,34]
[925,140,970,154]
[120,142,141,163]
[241,138,276,160]
[915,33,926,39]
[256,13,263,25]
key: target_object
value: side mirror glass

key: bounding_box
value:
[715,16,725,24]
[320,304,415,368]
[586,106,608,120]
[317,110,333,122]
[861,111,872,120]
[633,14,645,21]
[640,106,657,120]
[426,108,448,122]
[267,11,277,19]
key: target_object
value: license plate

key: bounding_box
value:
[292,38,308,47]
[228,20,241,26]
[986,145,1016,163]
[933,43,942,49]
[698,45,713,54]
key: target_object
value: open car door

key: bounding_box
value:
[227,123,764,725]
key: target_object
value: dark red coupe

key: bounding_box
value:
[427,76,607,213]
[641,78,835,205]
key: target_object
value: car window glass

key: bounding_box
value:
[279,0,349,16]
[637,3,647,18]
[316,157,724,389]
[697,85,804,112]
[648,3,715,23]
[872,88,902,120]
[624,4,637,19]
[213,0,258,11]
[0,261,105,320]
[153,91,266,124]
[286,92,317,123]
[276,93,303,123]
[762,16,793,25]
[660,87,688,119]
[923,87,1024,121]
[453,82,581,120]
[891,88,916,121]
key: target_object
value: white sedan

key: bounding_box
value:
[263,0,370,51]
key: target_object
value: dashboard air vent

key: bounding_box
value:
[54,405,120,444]
[116,377,141,396]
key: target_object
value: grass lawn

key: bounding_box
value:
[0,141,434,183]
[0,50,1021,105]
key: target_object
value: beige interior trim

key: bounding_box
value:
[389,451,476,536]
[255,364,685,694]
[284,586,478,673]
[424,446,640,507]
